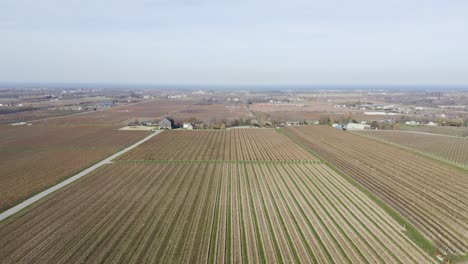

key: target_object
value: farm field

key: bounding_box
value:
[0,127,149,210]
[353,130,468,167]
[171,102,251,122]
[285,125,468,254]
[38,99,194,126]
[0,162,437,264]
[0,99,198,209]
[117,129,318,161]
[399,125,468,137]
[0,108,86,124]
[0,125,148,149]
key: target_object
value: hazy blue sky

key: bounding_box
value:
[1,0,467,85]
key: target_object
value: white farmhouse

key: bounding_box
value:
[405,121,420,126]
[344,123,371,130]
[183,122,194,129]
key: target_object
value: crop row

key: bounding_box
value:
[399,125,468,137]
[0,162,437,263]
[285,125,468,254]
[353,130,468,167]
[0,128,149,210]
[117,129,318,161]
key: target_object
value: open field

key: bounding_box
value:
[285,125,468,254]
[0,108,87,124]
[353,130,468,167]
[171,102,251,122]
[0,127,149,210]
[0,125,148,149]
[0,162,437,264]
[38,99,194,125]
[0,99,198,209]
[117,129,318,161]
[399,125,468,137]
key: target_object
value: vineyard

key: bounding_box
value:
[0,162,437,263]
[37,99,194,125]
[353,130,468,168]
[171,102,251,122]
[117,129,318,161]
[0,99,198,210]
[284,125,468,254]
[0,127,149,210]
[399,125,468,137]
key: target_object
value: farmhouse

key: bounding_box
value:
[159,118,175,129]
[344,123,371,130]
[405,121,420,126]
[286,121,300,126]
[183,122,194,129]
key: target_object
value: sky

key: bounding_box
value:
[0,0,467,86]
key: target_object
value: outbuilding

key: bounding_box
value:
[183,122,194,129]
[344,123,371,130]
[159,118,175,129]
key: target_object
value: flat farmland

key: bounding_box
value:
[0,162,436,264]
[0,124,149,210]
[353,130,468,167]
[399,125,468,137]
[39,99,194,125]
[117,129,318,161]
[0,99,198,209]
[0,108,86,124]
[0,125,148,149]
[171,102,251,122]
[0,149,110,210]
[285,125,468,254]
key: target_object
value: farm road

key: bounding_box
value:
[0,130,163,222]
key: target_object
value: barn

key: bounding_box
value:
[159,118,175,129]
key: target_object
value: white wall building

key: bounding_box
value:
[183,122,194,129]
[345,123,371,130]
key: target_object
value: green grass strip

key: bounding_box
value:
[250,165,285,264]
[237,164,249,264]
[272,163,335,263]
[208,165,223,264]
[225,164,232,264]
[242,163,267,264]
[264,164,318,264]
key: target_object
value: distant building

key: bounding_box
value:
[427,121,438,127]
[332,123,343,129]
[344,123,371,130]
[286,121,300,126]
[99,101,114,107]
[183,122,194,129]
[159,118,175,129]
[405,121,420,126]
[364,111,387,116]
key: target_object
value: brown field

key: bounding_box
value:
[250,103,396,123]
[117,129,318,161]
[400,125,468,137]
[0,109,86,124]
[285,125,468,254]
[0,125,149,210]
[171,102,251,122]
[354,130,468,167]
[0,99,199,210]
[0,125,148,149]
[0,162,436,264]
[38,99,194,125]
